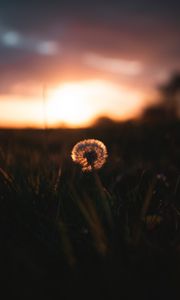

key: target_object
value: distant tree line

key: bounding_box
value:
[143,72,180,121]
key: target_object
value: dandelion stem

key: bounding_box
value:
[93,171,113,228]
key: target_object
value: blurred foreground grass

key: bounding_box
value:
[0,120,180,298]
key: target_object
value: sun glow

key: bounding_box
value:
[46,82,95,126]
[0,80,145,128]
[46,80,144,127]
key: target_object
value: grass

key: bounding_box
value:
[0,120,180,298]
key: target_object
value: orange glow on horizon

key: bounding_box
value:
[46,80,145,127]
[0,80,146,128]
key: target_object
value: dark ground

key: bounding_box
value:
[0,120,180,299]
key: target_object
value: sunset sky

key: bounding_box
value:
[0,0,180,127]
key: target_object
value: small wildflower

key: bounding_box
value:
[156,173,167,182]
[156,173,169,187]
[71,139,108,172]
[144,214,163,230]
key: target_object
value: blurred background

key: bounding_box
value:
[0,0,180,128]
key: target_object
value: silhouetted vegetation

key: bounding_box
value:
[92,116,117,128]
[0,121,180,298]
[142,72,180,122]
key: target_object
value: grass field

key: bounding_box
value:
[0,120,180,298]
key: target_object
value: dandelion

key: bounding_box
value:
[71,139,108,172]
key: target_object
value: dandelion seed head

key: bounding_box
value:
[71,139,108,172]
